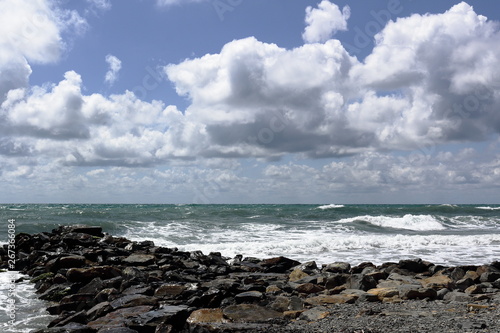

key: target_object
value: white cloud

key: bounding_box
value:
[3,1,500,203]
[104,54,122,86]
[303,1,351,43]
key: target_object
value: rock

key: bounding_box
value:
[47,255,87,272]
[126,305,190,331]
[87,306,154,329]
[62,225,104,237]
[324,273,349,289]
[259,256,301,273]
[122,254,155,266]
[187,308,228,324]
[456,277,475,291]
[299,307,330,321]
[294,283,324,294]
[223,304,283,322]
[87,301,112,321]
[399,287,437,300]
[465,284,483,295]
[235,291,263,303]
[154,284,186,298]
[109,295,158,310]
[289,269,309,282]
[67,266,121,283]
[322,262,351,273]
[346,274,377,291]
[421,274,453,289]
[480,271,500,283]
[97,328,138,333]
[398,258,429,273]
[367,287,399,300]
[443,291,473,302]
[305,294,358,305]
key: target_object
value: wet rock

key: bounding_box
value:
[126,305,190,331]
[154,284,186,298]
[67,266,121,283]
[235,290,263,303]
[109,294,158,310]
[87,306,154,329]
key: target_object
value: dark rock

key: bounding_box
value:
[126,305,190,331]
[346,274,377,291]
[480,271,500,283]
[109,294,158,310]
[259,256,301,273]
[87,306,154,329]
[235,290,264,303]
[122,254,155,266]
[97,328,139,333]
[398,258,429,273]
[67,266,122,283]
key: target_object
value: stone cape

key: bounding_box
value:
[1,225,499,333]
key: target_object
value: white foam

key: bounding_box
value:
[124,220,500,266]
[336,214,446,231]
[317,204,345,210]
[476,206,500,210]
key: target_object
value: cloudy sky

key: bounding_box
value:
[2,0,500,204]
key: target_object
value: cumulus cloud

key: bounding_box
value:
[303,1,351,43]
[104,54,122,86]
[3,1,500,202]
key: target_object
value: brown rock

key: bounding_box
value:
[465,284,483,295]
[154,284,186,298]
[289,269,309,282]
[187,308,228,324]
[367,287,399,300]
[295,283,324,294]
[421,274,453,289]
[223,304,283,322]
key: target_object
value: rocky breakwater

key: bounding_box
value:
[0,225,499,333]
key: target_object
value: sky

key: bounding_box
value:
[1,0,500,204]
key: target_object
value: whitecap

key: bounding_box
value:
[476,206,500,210]
[316,204,345,210]
[337,214,446,231]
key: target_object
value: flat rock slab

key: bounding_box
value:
[223,304,283,322]
[305,294,358,305]
[87,306,154,329]
[122,254,156,266]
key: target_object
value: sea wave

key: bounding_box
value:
[476,206,500,210]
[316,204,345,210]
[336,214,446,231]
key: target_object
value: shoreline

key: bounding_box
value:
[1,225,499,333]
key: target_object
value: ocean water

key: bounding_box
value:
[1,203,499,331]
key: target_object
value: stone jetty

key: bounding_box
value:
[1,225,499,332]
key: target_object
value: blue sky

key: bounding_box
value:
[2,0,500,204]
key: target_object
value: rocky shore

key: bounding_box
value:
[1,225,499,333]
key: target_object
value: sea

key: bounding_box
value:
[1,203,499,332]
